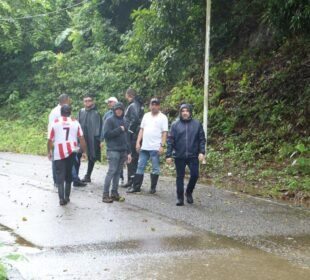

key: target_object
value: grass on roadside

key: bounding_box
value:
[0,119,46,155]
[0,118,309,203]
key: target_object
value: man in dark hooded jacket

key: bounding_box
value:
[78,94,102,183]
[121,88,143,188]
[166,104,206,206]
[102,102,131,203]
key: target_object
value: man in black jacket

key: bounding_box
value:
[166,104,206,206]
[121,88,143,188]
[102,102,131,203]
[78,94,102,183]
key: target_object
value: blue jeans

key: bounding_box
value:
[175,158,199,196]
[136,150,160,175]
[103,151,127,194]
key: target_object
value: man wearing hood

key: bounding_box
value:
[166,104,206,206]
[78,94,102,183]
[102,102,132,203]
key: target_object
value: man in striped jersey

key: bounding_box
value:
[48,105,87,206]
[48,94,70,186]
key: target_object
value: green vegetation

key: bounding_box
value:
[0,239,26,279]
[0,262,7,280]
[0,0,309,201]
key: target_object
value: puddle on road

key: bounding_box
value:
[2,227,308,280]
[15,236,310,280]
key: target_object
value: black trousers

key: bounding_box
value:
[126,136,139,180]
[55,153,75,185]
[175,158,199,197]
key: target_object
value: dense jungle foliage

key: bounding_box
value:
[0,0,309,199]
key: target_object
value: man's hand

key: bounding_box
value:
[198,153,205,162]
[127,154,132,164]
[100,142,104,149]
[166,158,173,165]
[136,143,141,153]
[47,153,52,161]
[159,146,164,156]
[120,126,125,131]
[82,153,87,160]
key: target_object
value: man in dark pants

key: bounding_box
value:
[102,102,131,203]
[100,97,125,184]
[78,94,102,183]
[48,105,87,205]
[48,94,70,186]
[121,88,143,188]
[166,104,206,206]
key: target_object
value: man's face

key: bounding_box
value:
[115,108,123,117]
[125,93,133,102]
[181,108,190,120]
[83,97,94,109]
[108,101,116,109]
[150,103,160,114]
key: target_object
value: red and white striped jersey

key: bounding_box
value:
[49,116,83,160]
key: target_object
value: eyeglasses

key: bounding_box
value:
[84,99,93,102]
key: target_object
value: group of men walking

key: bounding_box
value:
[47,89,206,207]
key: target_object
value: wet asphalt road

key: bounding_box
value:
[0,152,309,279]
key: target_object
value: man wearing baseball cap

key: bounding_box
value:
[127,98,168,194]
[101,96,118,139]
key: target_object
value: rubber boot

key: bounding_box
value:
[185,190,194,204]
[176,194,184,206]
[149,174,159,194]
[57,183,66,205]
[127,174,144,193]
[65,182,71,203]
[81,174,91,183]
[120,175,133,188]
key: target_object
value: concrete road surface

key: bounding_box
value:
[0,152,309,280]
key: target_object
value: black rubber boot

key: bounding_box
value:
[176,189,184,206]
[176,195,184,206]
[65,182,71,203]
[185,191,194,204]
[127,174,144,193]
[149,174,159,194]
[57,183,66,205]
[73,180,87,187]
[81,174,91,183]
[120,176,133,188]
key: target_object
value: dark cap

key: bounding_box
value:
[113,102,125,111]
[150,98,160,105]
[61,104,72,116]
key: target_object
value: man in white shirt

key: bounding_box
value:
[48,105,87,205]
[127,98,168,194]
[48,94,70,186]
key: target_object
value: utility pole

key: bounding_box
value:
[203,0,211,151]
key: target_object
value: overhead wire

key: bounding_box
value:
[0,0,104,22]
